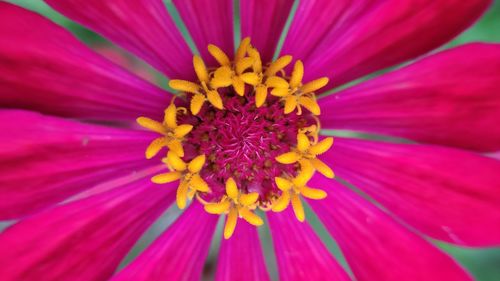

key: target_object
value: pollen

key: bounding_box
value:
[137,37,334,238]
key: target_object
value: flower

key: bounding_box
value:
[0,1,499,281]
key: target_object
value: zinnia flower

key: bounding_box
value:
[1,0,499,280]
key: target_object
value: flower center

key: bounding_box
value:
[137,38,334,239]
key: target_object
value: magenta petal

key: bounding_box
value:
[45,0,194,79]
[325,137,500,247]
[173,0,234,66]
[0,177,175,281]
[0,3,170,120]
[320,43,500,151]
[112,202,217,281]
[281,0,378,64]
[267,209,351,281]
[310,180,473,281]
[0,110,153,219]
[240,0,294,62]
[215,221,270,281]
[283,0,491,88]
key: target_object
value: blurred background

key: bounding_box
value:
[4,0,500,280]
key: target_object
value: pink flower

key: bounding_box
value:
[0,1,499,280]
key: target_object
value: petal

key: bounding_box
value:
[188,154,206,173]
[326,137,500,246]
[267,209,351,281]
[271,191,291,213]
[215,220,271,281]
[240,0,294,62]
[310,180,473,281]
[0,110,152,220]
[190,93,206,115]
[204,200,231,214]
[224,207,239,239]
[166,150,187,171]
[173,0,234,66]
[0,176,175,281]
[282,0,491,88]
[45,0,193,79]
[0,3,170,121]
[290,193,305,222]
[255,86,268,107]
[320,43,500,152]
[310,158,335,179]
[275,151,299,164]
[190,174,210,192]
[207,90,224,110]
[239,192,260,206]
[226,177,240,200]
[174,124,194,138]
[112,202,217,281]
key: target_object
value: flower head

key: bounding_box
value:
[138,38,334,237]
[0,1,499,281]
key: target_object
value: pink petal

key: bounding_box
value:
[319,43,500,152]
[0,110,153,219]
[267,209,351,281]
[173,0,234,66]
[240,0,294,62]
[113,202,217,281]
[282,0,491,88]
[324,137,500,246]
[0,177,176,281]
[310,179,473,281]
[215,220,270,281]
[45,0,194,79]
[281,0,378,64]
[0,3,170,121]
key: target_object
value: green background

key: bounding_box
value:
[4,0,500,280]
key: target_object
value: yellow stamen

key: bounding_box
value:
[169,80,200,94]
[188,154,206,173]
[291,193,305,222]
[224,207,238,239]
[226,177,239,200]
[208,44,230,66]
[300,186,327,200]
[255,85,268,107]
[166,151,187,171]
[176,181,189,209]
[206,90,224,110]
[137,117,166,134]
[300,77,329,94]
[151,171,182,184]
[193,55,209,82]
[266,76,289,89]
[309,137,334,155]
[164,103,178,128]
[145,137,166,159]
[289,60,304,89]
[271,191,290,212]
[204,200,231,214]
[275,151,300,164]
[235,37,251,62]
[265,55,292,77]
[310,158,335,178]
[298,96,321,115]
[190,93,206,115]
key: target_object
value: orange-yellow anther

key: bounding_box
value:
[276,132,334,179]
[152,151,209,209]
[272,167,326,222]
[204,177,263,239]
[137,103,192,158]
